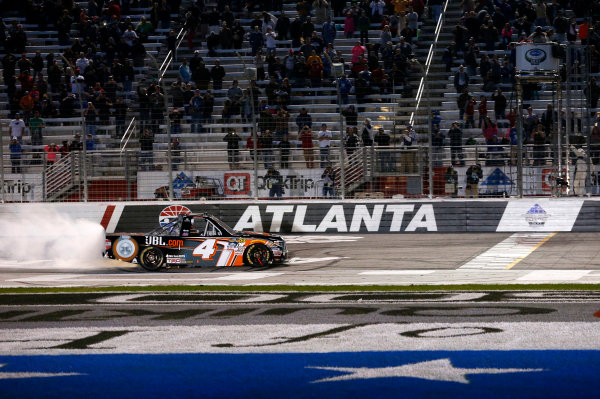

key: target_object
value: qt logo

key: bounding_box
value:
[224,173,250,195]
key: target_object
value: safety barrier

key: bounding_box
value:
[2,198,599,234]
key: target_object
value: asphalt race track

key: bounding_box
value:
[0,233,599,398]
[0,232,600,286]
[0,291,599,398]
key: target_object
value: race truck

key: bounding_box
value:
[105,213,287,271]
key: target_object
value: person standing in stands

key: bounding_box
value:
[44,143,58,166]
[361,118,374,146]
[300,125,315,168]
[210,60,226,90]
[9,113,25,144]
[139,129,154,171]
[296,107,313,133]
[28,110,45,147]
[321,164,336,197]
[374,127,393,172]
[223,129,242,170]
[171,138,182,171]
[278,134,292,169]
[318,123,332,168]
[9,138,22,174]
[265,167,284,199]
[465,163,483,198]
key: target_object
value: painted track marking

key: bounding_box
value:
[459,233,556,270]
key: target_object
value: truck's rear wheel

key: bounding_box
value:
[243,244,273,267]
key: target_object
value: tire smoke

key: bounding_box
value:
[0,206,105,265]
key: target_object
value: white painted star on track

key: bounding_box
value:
[308,358,544,384]
[0,364,84,380]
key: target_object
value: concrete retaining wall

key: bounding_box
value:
[1,198,598,233]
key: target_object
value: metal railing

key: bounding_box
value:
[3,142,598,202]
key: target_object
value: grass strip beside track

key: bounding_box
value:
[0,284,600,294]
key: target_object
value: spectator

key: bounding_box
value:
[491,89,507,122]
[70,134,83,152]
[139,129,154,171]
[358,11,370,43]
[178,59,191,83]
[249,26,264,56]
[254,50,267,81]
[44,142,59,166]
[84,102,99,138]
[169,108,182,135]
[344,10,355,38]
[453,65,469,93]
[274,108,290,141]
[246,131,259,163]
[265,27,278,55]
[482,116,498,144]
[342,104,358,126]
[259,129,274,169]
[202,90,215,124]
[223,129,242,169]
[276,11,291,40]
[448,121,464,166]
[318,123,332,168]
[59,140,70,158]
[431,124,445,166]
[86,134,95,151]
[374,127,393,171]
[211,60,226,90]
[444,165,458,197]
[301,16,315,42]
[400,127,416,173]
[189,90,203,133]
[486,135,505,166]
[361,118,374,146]
[529,26,548,43]
[9,138,22,174]
[296,108,313,133]
[265,167,284,199]
[380,25,392,48]
[32,51,44,80]
[345,126,360,156]
[307,58,324,88]
[465,95,476,129]
[442,42,457,72]
[321,164,336,197]
[9,113,25,144]
[19,91,34,122]
[300,125,315,168]
[478,95,488,128]
[170,138,182,171]
[322,16,337,46]
[466,163,483,198]
[351,40,366,64]
[278,134,292,169]
[28,110,45,147]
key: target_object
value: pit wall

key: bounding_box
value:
[2,198,600,234]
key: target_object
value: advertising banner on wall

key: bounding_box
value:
[137,168,326,199]
[112,201,510,234]
[2,174,44,202]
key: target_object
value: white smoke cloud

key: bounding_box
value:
[0,205,105,267]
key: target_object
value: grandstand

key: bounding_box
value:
[1,0,599,201]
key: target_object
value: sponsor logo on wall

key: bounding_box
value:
[497,199,583,232]
[224,173,251,196]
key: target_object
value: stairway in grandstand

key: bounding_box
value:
[0,1,188,199]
